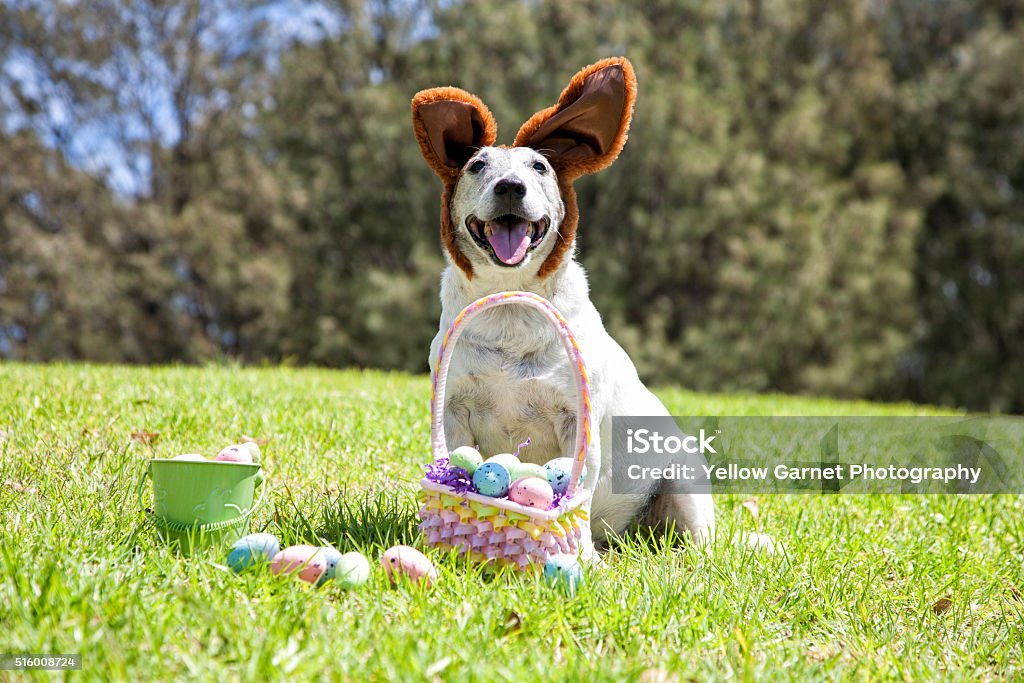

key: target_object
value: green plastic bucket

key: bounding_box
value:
[138,459,266,556]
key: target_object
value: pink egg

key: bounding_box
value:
[215,445,253,464]
[270,545,327,584]
[507,477,555,509]
[381,545,437,587]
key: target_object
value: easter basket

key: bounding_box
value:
[419,291,591,570]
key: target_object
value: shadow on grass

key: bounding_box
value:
[268,486,420,553]
[605,521,689,557]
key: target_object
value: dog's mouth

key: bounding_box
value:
[466,214,550,267]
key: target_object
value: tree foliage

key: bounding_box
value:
[1,0,1021,412]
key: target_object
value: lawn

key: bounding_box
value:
[1,363,1022,681]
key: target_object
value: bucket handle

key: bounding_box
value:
[136,465,267,533]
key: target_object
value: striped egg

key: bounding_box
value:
[270,545,327,585]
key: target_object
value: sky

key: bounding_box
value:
[1,0,344,198]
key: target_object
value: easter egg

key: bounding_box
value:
[241,441,261,462]
[486,453,520,470]
[544,457,587,495]
[508,477,555,509]
[543,553,583,595]
[333,552,371,588]
[270,545,327,585]
[215,445,253,464]
[507,461,547,483]
[227,532,280,573]
[172,453,207,462]
[448,446,483,475]
[381,545,437,587]
[317,546,344,586]
[473,462,511,497]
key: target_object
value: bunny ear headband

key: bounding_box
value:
[411,57,638,279]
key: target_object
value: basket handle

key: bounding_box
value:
[430,291,592,498]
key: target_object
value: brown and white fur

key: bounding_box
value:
[412,58,714,560]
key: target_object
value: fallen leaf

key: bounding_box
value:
[424,656,450,678]
[241,435,268,446]
[806,643,840,662]
[5,480,36,494]
[1008,585,1022,602]
[932,596,953,615]
[502,610,523,635]
[131,429,160,445]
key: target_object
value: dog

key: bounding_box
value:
[412,57,714,559]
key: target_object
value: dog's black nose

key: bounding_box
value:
[494,178,527,198]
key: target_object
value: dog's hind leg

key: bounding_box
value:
[643,489,716,546]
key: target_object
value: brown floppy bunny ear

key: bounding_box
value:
[412,87,497,180]
[412,87,497,278]
[513,57,636,179]
[514,58,637,279]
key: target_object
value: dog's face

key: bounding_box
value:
[450,147,565,273]
[411,58,636,279]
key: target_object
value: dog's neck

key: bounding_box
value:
[439,248,588,325]
[444,256,568,304]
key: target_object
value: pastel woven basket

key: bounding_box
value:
[419,291,592,570]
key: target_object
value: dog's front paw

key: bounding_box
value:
[575,530,606,568]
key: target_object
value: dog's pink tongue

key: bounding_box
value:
[487,220,531,265]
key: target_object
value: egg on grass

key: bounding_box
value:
[381,545,437,587]
[226,533,281,573]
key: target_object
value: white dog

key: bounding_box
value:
[412,58,714,558]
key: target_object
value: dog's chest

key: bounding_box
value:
[444,325,577,464]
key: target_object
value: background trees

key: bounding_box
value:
[1,0,1021,412]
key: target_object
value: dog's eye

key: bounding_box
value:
[532,161,548,174]
[468,160,486,174]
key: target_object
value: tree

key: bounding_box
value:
[886,1,1024,411]
[0,0,293,362]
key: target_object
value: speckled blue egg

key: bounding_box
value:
[449,446,483,475]
[543,553,583,595]
[227,532,280,573]
[544,457,587,495]
[317,546,345,586]
[473,461,511,497]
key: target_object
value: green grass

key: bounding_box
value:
[1,363,1022,681]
